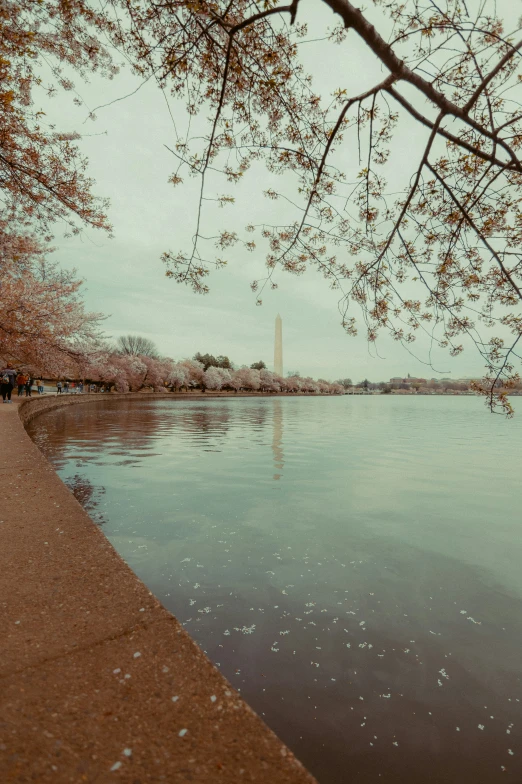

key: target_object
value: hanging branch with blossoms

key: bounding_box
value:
[0,0,116,236]
[105,0,522,413]
[0,2,119,372]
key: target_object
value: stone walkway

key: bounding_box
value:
[0,395,317,783]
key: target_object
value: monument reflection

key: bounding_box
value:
[271,400,284,480]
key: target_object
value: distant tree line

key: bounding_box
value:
[334,377,492,394]
[77,336,343,395]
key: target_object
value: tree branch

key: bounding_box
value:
[320,0,522,169]
[463,38,522,114]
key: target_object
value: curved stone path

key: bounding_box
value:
[0,394,318,784]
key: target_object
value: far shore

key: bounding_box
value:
[28,386,486,398]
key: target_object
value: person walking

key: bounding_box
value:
[56,381,63,394]
[25,376,33,397]
[63,381,69,393]
[1,364,17,403]
[16,371,26,397]
[37,379,44,394]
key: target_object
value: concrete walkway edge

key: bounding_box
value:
[0,394,318,784]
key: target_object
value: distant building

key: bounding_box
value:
[389,377,426,384]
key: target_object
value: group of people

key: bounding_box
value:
[56,381,84,394]
[1,363,93,403]
[0,364,45,403]
[16,373,44,397]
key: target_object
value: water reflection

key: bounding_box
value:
[178,403,231,441]
[64,473,107,525]
[272,400,284,480]
[27,397,522,784]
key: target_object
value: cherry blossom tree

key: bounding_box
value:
[1,1,115,237]
[180,359,206,387]
[0,222,45,271]
[83,351,175,391]
[218,367,233,388]
[1,3,114,372]
[167,364,189,391]
[230,367,261,392]
[227,370,243,393]
[203,366,223,391]
[284,375,302,394]
[203,365,232,390]
[301,377,318,393]
[0,247,105,374]
[113,373,130,393]
[123,356,149,390]
[83,354,123,390]
[140,355,172,391]
[111,354,170,391]
[259,369,282,393]
[316,379,332,394]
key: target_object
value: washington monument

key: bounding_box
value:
[274,314,283,377]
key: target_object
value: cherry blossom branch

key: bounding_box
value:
[321,0,522,169]
[426,161,522,302]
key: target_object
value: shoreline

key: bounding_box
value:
[17,390,342,428]
[1,394,317,783]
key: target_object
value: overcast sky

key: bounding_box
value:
[43,0,509,381]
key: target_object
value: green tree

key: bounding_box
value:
[194,352,233,371]
[216,355,233,370]
[250,360,266,370]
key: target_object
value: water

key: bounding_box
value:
[27,395,522,783]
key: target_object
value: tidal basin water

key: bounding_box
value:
[28,396,522,783]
